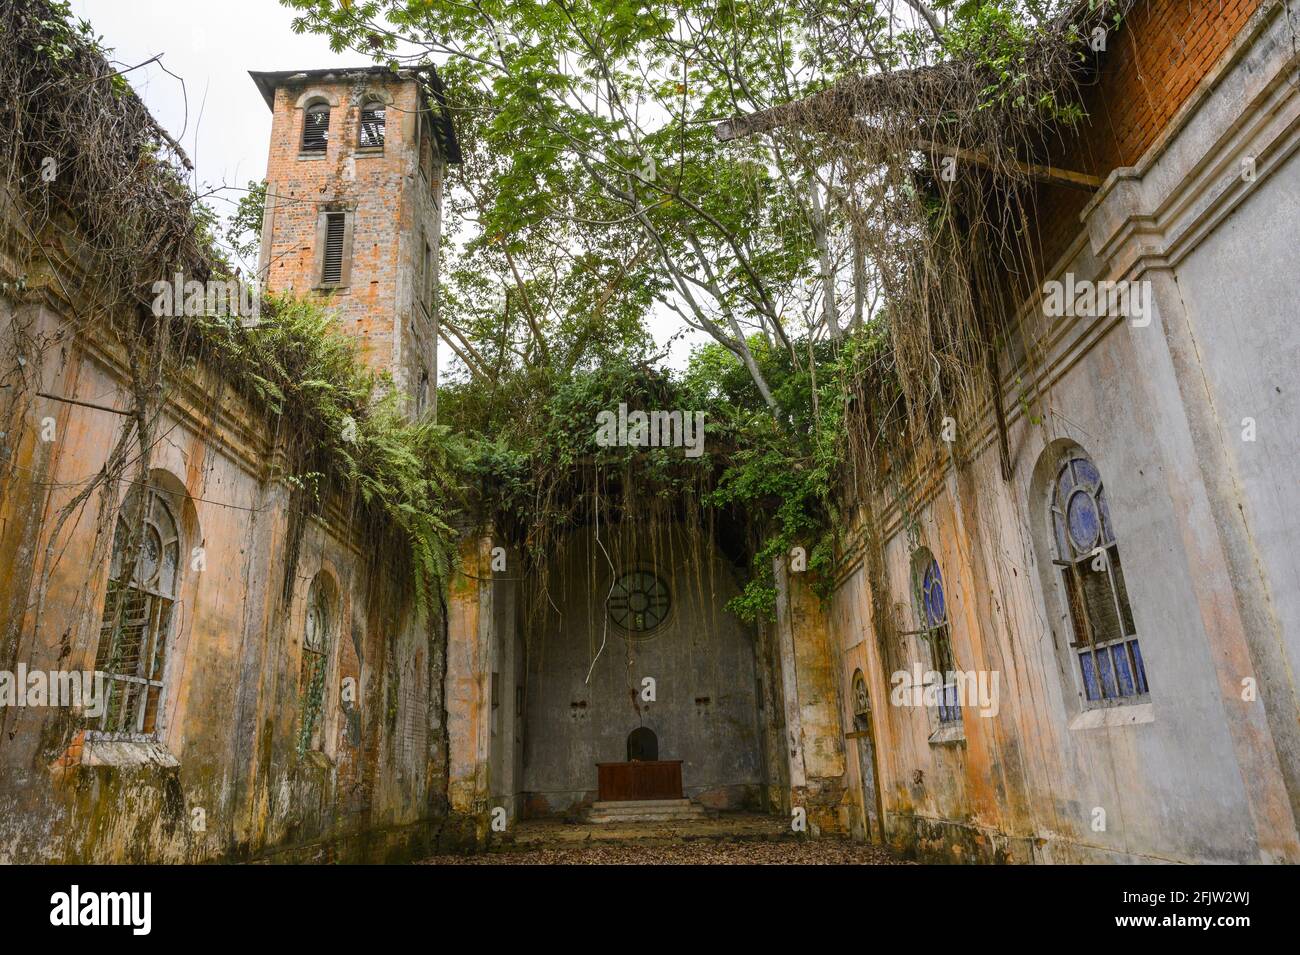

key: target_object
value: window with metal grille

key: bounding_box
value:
[321,212,346,285]
[912,551,961,724]
[359,102,385,148]
[95,488,180,737]
[607,570,670,633]
[1049,451,1147,705]
[302,103,330,152]
[298,576,333,754]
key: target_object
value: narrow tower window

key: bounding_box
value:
[321,212,346,285]
[359,102,386,148]
[302,103,330,152]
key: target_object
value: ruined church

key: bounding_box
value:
[2,0,1300,866]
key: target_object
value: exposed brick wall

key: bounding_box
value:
[1029,0,1266,273]
[259,73,444,411]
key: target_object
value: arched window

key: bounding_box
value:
[1048,450,1146,704]
[911,549,960,724]
[358,100,386,148]
[96,486,181,736]
[851,669,871,721]
[302,102,330,152]
[299,575,334,753]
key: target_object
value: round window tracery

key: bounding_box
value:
[1052,455,1114,560]
[852,670,871,717]
[607,570,670,633]
[109,488,180,598]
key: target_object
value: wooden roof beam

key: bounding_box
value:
[916,139,1102,191]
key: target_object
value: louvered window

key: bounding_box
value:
[359,103,385,148]
[95,488,180,737]
[321,212,346,285]
[302,103,330,152]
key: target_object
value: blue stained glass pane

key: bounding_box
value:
[1112,644,1135,697]
[924,560,945,626]
[1073,457,1101,489]
[1067,490,1101,551]
[1131,640,1148,694]
[1096,647,1118,699]
[1080,652,1100,701]
[1057,464,1075,504]
[939,683,961,723]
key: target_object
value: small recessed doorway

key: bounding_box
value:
[627,726,658,762]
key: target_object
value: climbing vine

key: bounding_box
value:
[2,0,1137,654]
[0,0,459,649]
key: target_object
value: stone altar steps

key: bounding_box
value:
[585,798,710,824]
[493,811,798,849]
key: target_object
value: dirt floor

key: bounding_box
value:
[417,812,909,864]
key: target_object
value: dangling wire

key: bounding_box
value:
[585,463,617,685]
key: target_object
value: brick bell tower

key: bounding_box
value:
[250,66,460,420]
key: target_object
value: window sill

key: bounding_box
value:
[928,723,966,746]
[80,736,179,768]
[356,147,384,156]
[297,152,327,160]
[1069,701,1154,731]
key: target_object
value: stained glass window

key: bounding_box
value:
[1050,452,1146,705]
[913,552,961,724]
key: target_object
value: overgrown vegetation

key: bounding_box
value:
[0,0,460,638]
[195,295,461,614]
[2,0,1133,646]
[280,0,1128,624]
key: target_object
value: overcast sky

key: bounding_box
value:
[71,0,365,233]
[70,0,705,371]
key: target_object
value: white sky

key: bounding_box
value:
[71,0,354,216]
[70,0,706,373]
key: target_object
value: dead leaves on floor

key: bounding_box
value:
[419,838,908,865]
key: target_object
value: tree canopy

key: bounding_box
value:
[278,0,1119,617]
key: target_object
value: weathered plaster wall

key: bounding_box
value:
[520,523,765,815]
[1150,79,1300,833]
[0,285,458,862]
[443,532,526,829]
[771,562,848,834]
[444,532,493,821]
[824,1,1300,863]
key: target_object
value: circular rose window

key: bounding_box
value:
[608,570,670,633]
